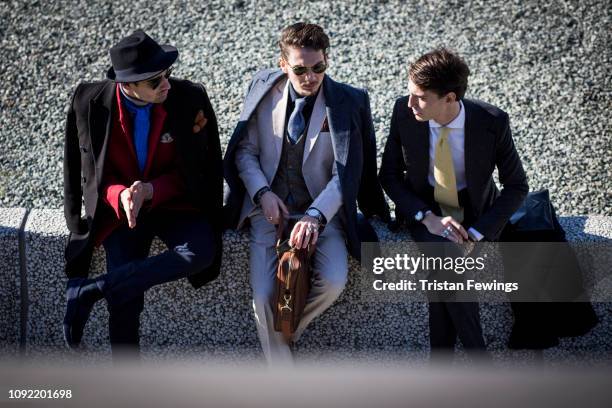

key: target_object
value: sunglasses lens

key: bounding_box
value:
[292,66,308,75]
[312,62,327,74]
[146,68,172,89]
[147,76,162,89]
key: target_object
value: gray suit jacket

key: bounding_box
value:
[235,76,342,226]
[224,69,390,260]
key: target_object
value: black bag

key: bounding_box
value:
[508,189,555,232]
[501,190,598,349]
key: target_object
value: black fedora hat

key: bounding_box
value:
[107,30,178,82]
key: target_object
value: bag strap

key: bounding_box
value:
[275,213,287,242]
[275,213,318,257]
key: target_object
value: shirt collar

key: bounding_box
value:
[288,81,318,106]
[429,100,465,129]
[119,84,152,109]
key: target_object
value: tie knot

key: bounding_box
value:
[438,127,450,145]
[440,126,450,137]
[294,97,307,110]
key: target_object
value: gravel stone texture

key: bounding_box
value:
[0,207,26,355]
[0,0,610,215]
[18,210,612,364]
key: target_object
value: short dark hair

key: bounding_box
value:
[279,22,330,59]
[408,48,470,100]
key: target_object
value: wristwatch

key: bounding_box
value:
[253,186,270,206]
[306,208,326,226]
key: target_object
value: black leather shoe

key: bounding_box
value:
[63,277,102,349]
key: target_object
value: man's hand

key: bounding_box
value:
[119,181,154,228]
[422,213,468,243]
[290,216,320,249]
[260,191,289,225]
[192,110,207,133]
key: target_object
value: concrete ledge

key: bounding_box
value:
[0,207,27,355]
[2,209,611,361]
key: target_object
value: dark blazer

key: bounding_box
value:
[63,78,223,288]
[224,69,390,260]
[379,97,528,240]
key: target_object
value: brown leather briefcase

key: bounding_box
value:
[273,215,316,343]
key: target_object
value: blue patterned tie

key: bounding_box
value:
[287,97,307,144]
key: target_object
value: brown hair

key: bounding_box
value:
[408,48,470,100]
[279,22,330,59]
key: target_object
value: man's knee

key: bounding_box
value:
[252,280,275,309]
[314,254,348,296]
[175,237,216,276]
[319,274,347,298]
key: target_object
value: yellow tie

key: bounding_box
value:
[434,127,464,222]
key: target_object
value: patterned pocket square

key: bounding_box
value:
[320,117,329,132]
[160,133,174,143]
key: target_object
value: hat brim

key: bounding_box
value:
[107,45,178,82]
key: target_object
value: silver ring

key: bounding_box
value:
[267,216,273,221]
[441,229,450,238]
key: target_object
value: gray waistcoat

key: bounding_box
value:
[271,131,312,213]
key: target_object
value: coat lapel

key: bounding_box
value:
[241,70,286,121]
[89,81,115,186]
[143,103,167,177]
[463,99,485,202]
[303,85,326,164]
[414,120,430,182]
[400,107,429,183]
[271,79,289,160]
[163,81,194,175]
[323,75,349,167]
[115,86,139,169]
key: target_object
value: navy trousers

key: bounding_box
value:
[408,188,487,358]
[410,224,486,355]
[101,210,215,352]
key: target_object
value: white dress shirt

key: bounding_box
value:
[427,101,483,241]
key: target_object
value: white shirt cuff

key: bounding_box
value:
[468,227,484,241]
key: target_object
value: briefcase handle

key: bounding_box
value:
[275,213,316,258]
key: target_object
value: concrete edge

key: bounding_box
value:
[18,209,30,353]
[6,208,612,354]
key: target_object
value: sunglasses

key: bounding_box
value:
[284,60,327,76]
[144,67,173,89]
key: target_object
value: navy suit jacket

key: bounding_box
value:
[224,69,390,260]
[379,97,528,240]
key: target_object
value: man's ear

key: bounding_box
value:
[446,92,457,103]
[279,57,288,74]
[123,82,136,92]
